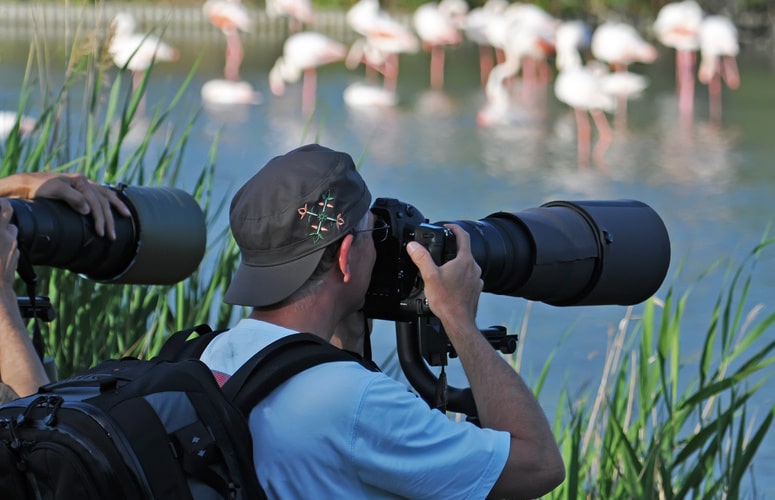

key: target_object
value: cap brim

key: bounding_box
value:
[224,246,326,307]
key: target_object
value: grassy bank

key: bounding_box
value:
[539,239,775,497]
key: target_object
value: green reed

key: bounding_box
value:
[1,20,240,377]
[535,239,775,498]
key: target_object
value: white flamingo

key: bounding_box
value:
[268,31,347,116]
[501,3,559,89]
[265,0,315,33]
[202,0,254,81]
[201,79,262,106]
[108,13,179,115]
[345,2,419,94]
[343,81,398,108]
[698,14,740,123]
[109,13,179,92]
[653,0,704,119]
[476,58,528,127]
[0,111,36,140]
[591,21,657,72]
[590,21,655,125]
[412,1,464,90]
[463,0,508,86]
[554,20,615,167]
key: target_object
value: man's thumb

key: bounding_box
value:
[406,241,431,271]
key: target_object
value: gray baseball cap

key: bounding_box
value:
[224,144,372,307]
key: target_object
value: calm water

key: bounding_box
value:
[2,30,775,495]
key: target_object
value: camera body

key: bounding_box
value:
[364,197,671,322]
[365,198,457,321]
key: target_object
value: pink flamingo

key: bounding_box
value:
[345,0,419,93]
[343,81,398,108]
[591,21,656,125]
[265,0,315,33]
[554,20,615,168]
[201,79,262,106]
[476,58,527,127]
[591,22,658,73]
[463,0,508,86]
[653,0,703,121]
[0,111,36,140]
[412,1,464,90]
[268,31,347,116]
[698,15,740,123]
[346,25,418,93]
[202,0,254,81]
[109,13,179,113]
[502,3,559,89]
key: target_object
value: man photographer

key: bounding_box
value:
[200,144,565,498]
[0,172,130,403]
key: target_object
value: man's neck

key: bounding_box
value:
[248,300,338,343]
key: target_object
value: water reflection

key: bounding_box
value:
[653,93,738,186]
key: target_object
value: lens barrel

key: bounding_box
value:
[9,185,206,285]
[443,199,671,306]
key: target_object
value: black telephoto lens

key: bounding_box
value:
[9,185,206,285]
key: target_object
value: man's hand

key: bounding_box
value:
[0,199,19,294]
[406,224,483,327]
[0,172,131,240]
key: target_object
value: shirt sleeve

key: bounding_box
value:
[348,373,511,500]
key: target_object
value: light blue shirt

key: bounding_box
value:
[201,318,510,499]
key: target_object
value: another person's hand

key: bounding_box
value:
[0,199,19,293]
[406,224,483,326]
[0,172,131,240]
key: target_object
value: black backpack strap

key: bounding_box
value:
[222,333,378,416]
[157,324,227,362]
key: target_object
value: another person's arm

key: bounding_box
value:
[406,225,566,499]
[0,199,48,399]
[0,172,131,240]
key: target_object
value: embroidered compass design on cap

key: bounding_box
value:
[297,191,345,242]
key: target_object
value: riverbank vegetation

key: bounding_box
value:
[2,12,774,497]
[535,240,775,497]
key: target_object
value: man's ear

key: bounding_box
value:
[338,234,354,283]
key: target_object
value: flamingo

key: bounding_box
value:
[346,0,381,35]
[591,21,656,126]
[345,0,419,93]
[653,0,704,120]
[201,79,262,106]
[501,3,559,89]
[591,21,657,72]
[463,0,508,86]
[268,31,347,116]
[345,21,419,93]
[265,0,315,34]
[476,58,528,127]
[0,111,36,140]
[412,1,464,90]
[698,15,740,123]
[108,13,179,113]
[202,0,254,81]
[343,81,398,108]
[554,20,615,167]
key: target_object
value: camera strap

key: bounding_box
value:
[433,366,448,413]
[15,249,45,362]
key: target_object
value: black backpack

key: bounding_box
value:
[0,324,376,499]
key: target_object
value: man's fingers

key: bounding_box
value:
[406,241,434,275]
